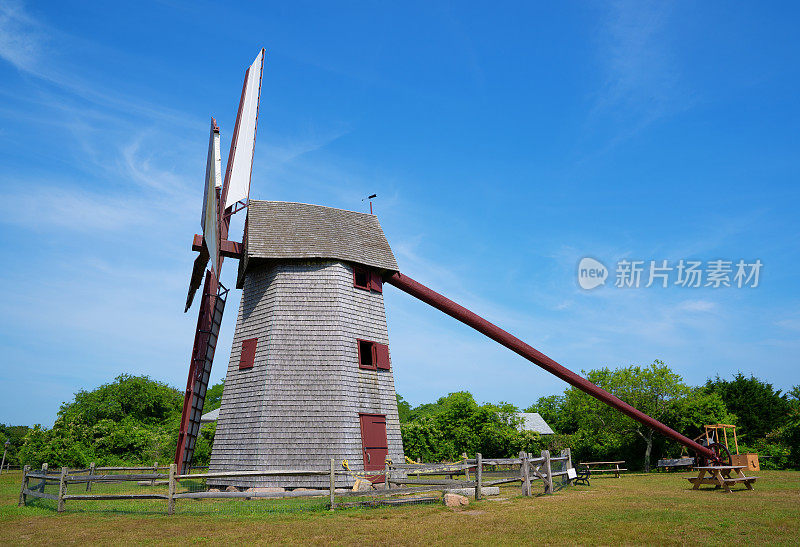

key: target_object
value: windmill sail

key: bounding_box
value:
[224,49,264,209]
[202,118,222,279]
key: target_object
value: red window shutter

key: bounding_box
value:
[239,338,258,369]
[375,343,390,370]
[370,271,383,293]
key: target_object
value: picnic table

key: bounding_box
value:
[687,465,759,493]
[579,461,627,478]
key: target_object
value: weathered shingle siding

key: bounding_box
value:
[210,260,403,488]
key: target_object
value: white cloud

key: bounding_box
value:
[677,299,716,313]
[776,318,800,332]
[0,0,43,73]
[0,184,152,232]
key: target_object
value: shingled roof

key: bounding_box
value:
[238,201,398,285]
[516,412,555,434]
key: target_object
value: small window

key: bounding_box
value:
[357,339,390,371]
[358,339,376,370]
[353,266,383,292]
[239,338,258,369]
[353,266,370,290]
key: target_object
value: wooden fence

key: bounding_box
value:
[384,448,573,500]
[18,449,575,514]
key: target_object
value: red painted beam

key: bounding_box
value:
[192,234,243,259]
[386,271,718,462]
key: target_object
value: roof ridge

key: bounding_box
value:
[250,200,377,219]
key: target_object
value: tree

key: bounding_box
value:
[400,391,539,461]
[18,375,184,467]
[537,361,729,472]
[203,380,225,413]
[396,394,412,423]
[704,373,790,442]
[0,425,30,467]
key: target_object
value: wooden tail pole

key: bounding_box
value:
[386,271,718,463]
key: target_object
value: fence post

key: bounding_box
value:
[167,463,176,515]
[38,463,48,493]
[329,458,335,511]
[18,465,30,506]
[541,450,553,494]
[462,452,470,481]
[57,467,67,513]
[86,462,95,492]
[475,453,482,500]
[383,459,390,490]
[520,451,531,496]
[560,448,572,486]
[151,461,158,486]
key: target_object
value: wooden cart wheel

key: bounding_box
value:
[705,442,732,467]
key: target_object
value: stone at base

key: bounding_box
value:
[443,493,469,507]
[208,488,221,493]
[446,486,500,497]
[352,479,372,491]
[246,487,285,493]
[225,485,238,492]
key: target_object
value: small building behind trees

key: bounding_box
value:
[516,412,555,435]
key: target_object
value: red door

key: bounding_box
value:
[359,413,388,482]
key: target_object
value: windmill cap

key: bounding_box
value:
[237,200,398,287]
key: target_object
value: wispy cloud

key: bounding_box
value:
[596,1,682,117]
[0,184,152,232]
[0,0,43,73]
[677,299,716,313]
[579,0,694,157]
[0,1,202,131]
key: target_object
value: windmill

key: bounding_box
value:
[176,49,726,484]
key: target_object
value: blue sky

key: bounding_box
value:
[1,1,798,426]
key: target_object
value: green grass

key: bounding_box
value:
[2,469,799,544]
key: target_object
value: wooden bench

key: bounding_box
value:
[579,461,627,478]
[687,465,759,493]
[657,457,694,471]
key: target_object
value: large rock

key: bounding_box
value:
[208,488,221,493]
[225,485,239,492]
[446,486,500,498]
[246,487,285,493]
[444,493,469,507]
[352,478,373,491]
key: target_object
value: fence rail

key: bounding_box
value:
[17,449,576,514]
[385,448,573,499]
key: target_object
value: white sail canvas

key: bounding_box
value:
[202,119,222,278]
[225,49,264,209]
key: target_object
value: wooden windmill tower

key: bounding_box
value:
[209,201,403,488]
[175,50,403,488]
[177,49,733,488]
